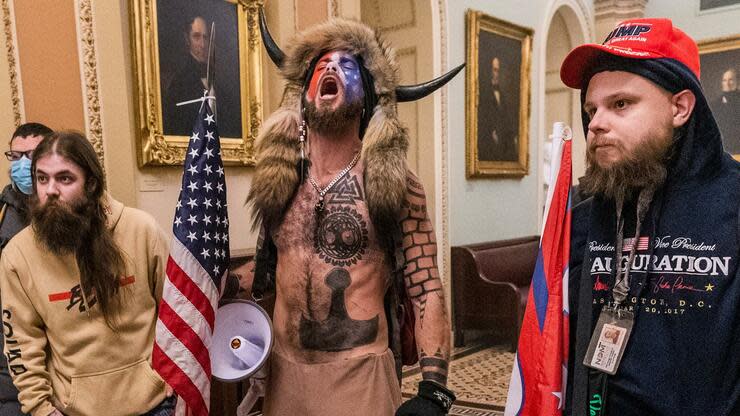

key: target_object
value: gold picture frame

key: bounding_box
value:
[698,34,740,160]
[130,0,264,167]
[465,9,532,177]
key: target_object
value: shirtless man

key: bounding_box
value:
[245,13,463,416]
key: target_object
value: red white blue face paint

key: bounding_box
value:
[306,51,364,106]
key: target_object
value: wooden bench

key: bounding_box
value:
[451,236,539,351]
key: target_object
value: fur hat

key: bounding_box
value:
[247,18,409,231]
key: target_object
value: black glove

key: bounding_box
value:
[395,380,456,415]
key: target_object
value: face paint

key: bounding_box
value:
[306,51,364,106]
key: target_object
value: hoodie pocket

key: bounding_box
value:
[65,359,165,416]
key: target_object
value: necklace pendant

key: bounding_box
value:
[315,197,324,214]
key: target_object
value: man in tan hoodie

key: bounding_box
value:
[0,131,172,416]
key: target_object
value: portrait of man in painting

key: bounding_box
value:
[700,43,740,156]
[476,30,522,163]
[157,0,243,138]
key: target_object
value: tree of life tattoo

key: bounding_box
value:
[402,175,443,325]
[299,268,379,351]
[314,205,369,267]
[419,348,450,385]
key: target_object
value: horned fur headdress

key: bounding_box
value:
[247,9,463,231]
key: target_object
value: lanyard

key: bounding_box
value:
[610,187,654,307]
[586,187,655,415]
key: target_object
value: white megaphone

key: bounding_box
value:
[210,299,273,382]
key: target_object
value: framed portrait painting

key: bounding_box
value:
[699,34,740,160]
[698,0,740,13]
[130,0,264,167]
[465,9,533,177]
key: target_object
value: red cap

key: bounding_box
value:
[560,18,700,89]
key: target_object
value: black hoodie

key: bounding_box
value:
[567,57,740,416]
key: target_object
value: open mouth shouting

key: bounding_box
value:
[319,74,341,100]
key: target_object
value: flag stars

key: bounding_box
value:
[204,148,214,159]
[217,166,224,177]
[217,183,224,193]
[190,132,200,142]
[204,182,213,193]
[205,130,214,141]
[186,198,198,209]
[186,231,197,242]
[174,217,182,227]
[216,200,222,209]
[188,148,200,159]
[205,113,215,124]
[213,265,220,275]
[175,200,182,210]
[187,164,199,175]
[203,214,212,225]
[187,181,199,192]
[200,248,210,259]
[204,164,213,175]
[202,232,211,242]
[187,215,198,226]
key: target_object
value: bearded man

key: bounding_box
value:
[244,12,462,416]
[0,132,174,416]
[562,19,740,416]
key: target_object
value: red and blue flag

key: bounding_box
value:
[505,123,572,416]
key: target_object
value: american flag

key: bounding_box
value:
[505,123,572,416]
[153,99,229,416]
[622,237,649,252]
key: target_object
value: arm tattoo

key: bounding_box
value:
[419,348,449,385]
[400,174,443,324]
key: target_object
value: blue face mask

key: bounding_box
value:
[10,156,33,195]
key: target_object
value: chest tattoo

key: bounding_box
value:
[314,205,369,267]
[324,175,364,206]
[299,268,379,351]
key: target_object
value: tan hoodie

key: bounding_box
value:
[0,196,169,416]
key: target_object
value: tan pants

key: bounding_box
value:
[262,349,401,416]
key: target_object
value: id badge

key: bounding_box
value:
[583,306,634,375]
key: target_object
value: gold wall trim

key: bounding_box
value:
[76,0,105,166]
[328,0,339,18]
[2,0,22,127]
[436,0,450,297]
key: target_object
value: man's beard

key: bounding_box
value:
[305,99,363,135]
[580,127,676,201]
[31,196,94,255]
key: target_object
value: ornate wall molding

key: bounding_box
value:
[76,0,105,167]
[328,0,339,18]
[594,0,648,19]
[2,0,23,127]
[369,0,416,32]
[436,0,451,295]
[575,0,595,43]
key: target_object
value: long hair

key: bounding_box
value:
[32,131,127,328]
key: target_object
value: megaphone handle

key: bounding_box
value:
[237,377,266,416]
